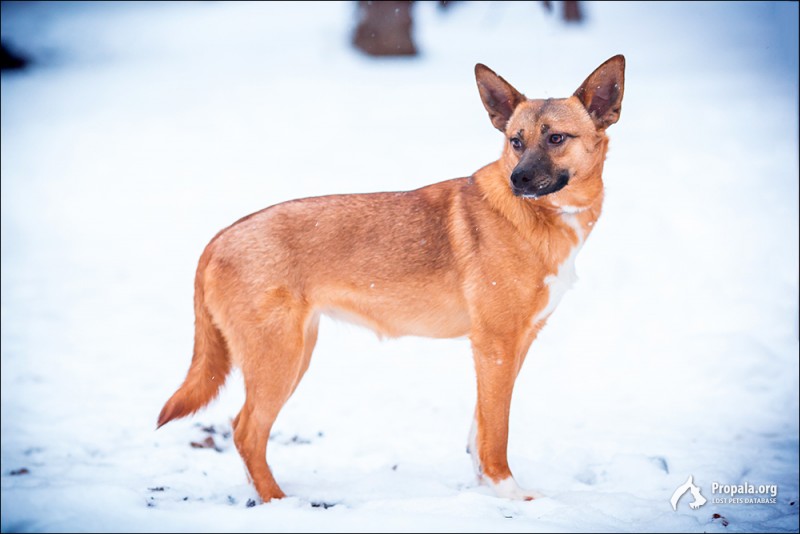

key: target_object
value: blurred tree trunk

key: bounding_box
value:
[562,1,582,21]
[541,1,583,22]
[353,1,417,57]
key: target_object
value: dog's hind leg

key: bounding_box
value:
[230,297,319,503]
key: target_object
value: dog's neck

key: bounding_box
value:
[473,160,604,246]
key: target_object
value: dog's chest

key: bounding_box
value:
[532,213,585,324]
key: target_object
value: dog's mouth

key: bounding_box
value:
[512,173,570,199]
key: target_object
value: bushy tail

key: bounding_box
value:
[157,254,231,428]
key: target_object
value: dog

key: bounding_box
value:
[158,55,625,503]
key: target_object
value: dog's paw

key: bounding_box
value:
[485,476,545,501]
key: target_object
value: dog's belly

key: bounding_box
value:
[319,286,471,339]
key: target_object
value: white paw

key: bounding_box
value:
[485,476,544,501]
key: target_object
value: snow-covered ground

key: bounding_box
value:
[1,1,798,532]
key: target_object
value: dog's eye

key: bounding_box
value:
[548,134,565,145]
[509,137,523,150]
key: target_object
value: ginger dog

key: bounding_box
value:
[158,55,625,502]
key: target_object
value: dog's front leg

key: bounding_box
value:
[468,337,543,501]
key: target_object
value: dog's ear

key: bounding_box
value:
[574,55,625,129]
[475,63,526,132]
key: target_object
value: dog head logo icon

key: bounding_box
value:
[670,475,708,511]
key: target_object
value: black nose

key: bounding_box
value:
[510,169,531,188]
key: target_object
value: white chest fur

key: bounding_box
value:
[533,212,585,324]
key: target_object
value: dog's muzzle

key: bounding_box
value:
[510,169,570,198]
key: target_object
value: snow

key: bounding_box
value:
[1,1,798,532]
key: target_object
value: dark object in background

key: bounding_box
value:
[353,1,582,58]
[1,41,30,71]
[541,0,582,22]
[353,0,417,57]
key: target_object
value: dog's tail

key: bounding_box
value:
[157,250,231,429]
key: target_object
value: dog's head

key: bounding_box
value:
[475,56,625,207]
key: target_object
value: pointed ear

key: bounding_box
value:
[475,63,526,132]
[574,54,625,129]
